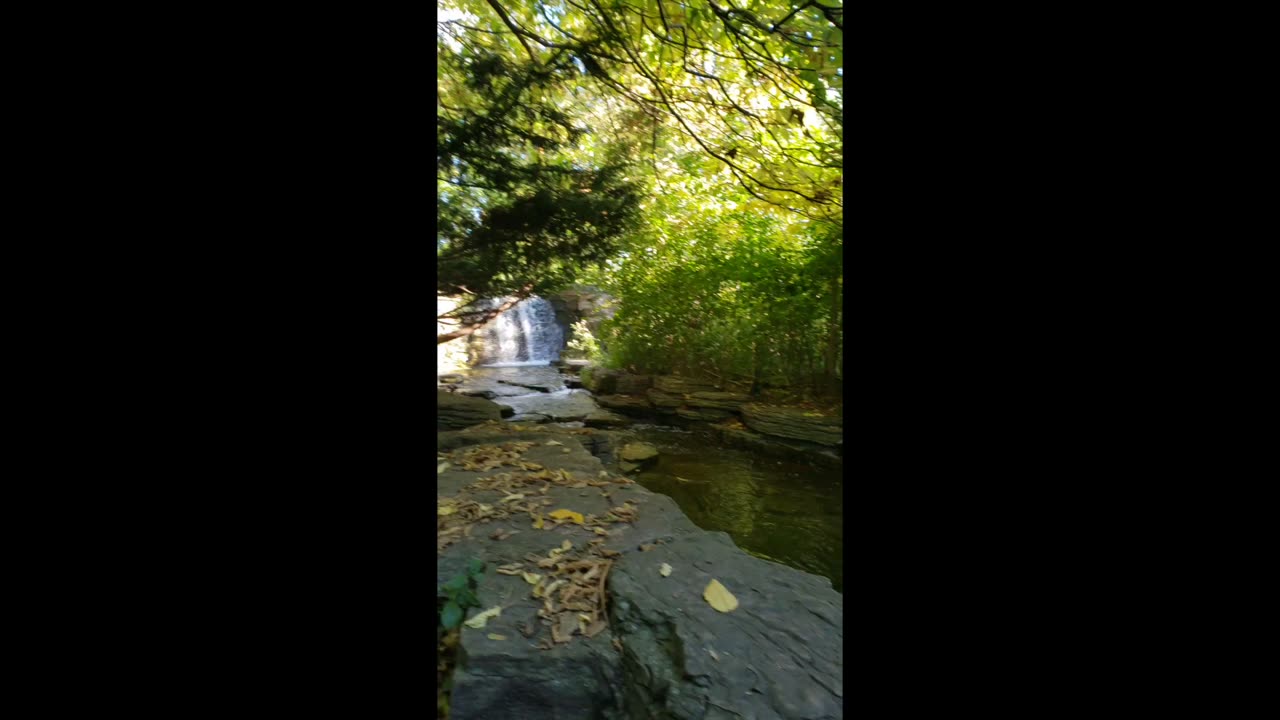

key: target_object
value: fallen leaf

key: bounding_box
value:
[500,494,525,503]
[495,563,523,575]
[463,606,502,629]
[592,527,609,536]
[438,505,457,516]
[487,633,507,641]
[639,543,656,552]
[659,563,672,577]
[522,572,542,585]
[583,619,608,638]
[708,648,720,662]
[560,540,572,551]
[533,514,544,530]
[548,509,585,525]
[545,440,563,446]
[703,579,738,613]
[562,448,571,453]
[437,462,450,474]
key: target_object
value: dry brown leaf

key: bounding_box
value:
[639,543,656,552]
[463,606,502,629]
[703,579,738,612]
[495,563,523,575]
[583,619,608,638]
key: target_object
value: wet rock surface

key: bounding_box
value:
[619,442,660,465]
[740,404,843,446]
[686,391,750,411]
[437,426,843,720]
[438,390,503,430]
[442,364,841,464]
[677,406,736,422]
[597,394,655,414]
[502,389,601,422]
[585,409,632,428]
[646,388,684,409]
[653,376,720,396]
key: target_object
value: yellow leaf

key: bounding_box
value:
[659,563,672,577]
[548,508,585,525]
[437,462,450,474]
[703,579,738,612]
[545,440,563,446]
[560,539,572,551]
[438,505,457,516]
[487,633,507,641]
[463,606,502,629]
[522,572,542,585]
[533,514,544,530]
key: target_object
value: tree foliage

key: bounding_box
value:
[437,43,643,301]
[438,1,842,389]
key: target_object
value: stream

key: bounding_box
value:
[627,424,844,593]
[445,363,844,593]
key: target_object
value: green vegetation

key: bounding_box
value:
[438,558,485,631]
[437,0,842,395]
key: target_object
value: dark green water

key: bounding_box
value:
[629,425,844,593]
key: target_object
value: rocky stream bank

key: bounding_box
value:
[437,365,844,719]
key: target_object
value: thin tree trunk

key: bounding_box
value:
[436,285,534,345]
[822,275,841,390]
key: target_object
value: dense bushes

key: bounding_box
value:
[592,192,841,396]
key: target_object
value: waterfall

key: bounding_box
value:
[472,295,565,365]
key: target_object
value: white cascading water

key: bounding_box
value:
[475,296,565,366]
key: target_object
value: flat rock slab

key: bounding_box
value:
[501,389,601,422]
[610,531,843,720]
[619,442,659,463]
[439,390,502,430]
[677,407,735,422]
[508,413,553,424]
[438,430,843,720]
[645,388,684,408]
[457,383,532,399]
[740,404,843,446]
[686,391,750,411]
[584,409,631,428]
[614,373,653,394]
[653,376,720,395]
[710,422,842,467]
[596,394,654,414]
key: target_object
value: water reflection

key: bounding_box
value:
[631,426,843,593]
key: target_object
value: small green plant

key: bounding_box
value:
[438,558,485,630]
[565,318,605,362]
